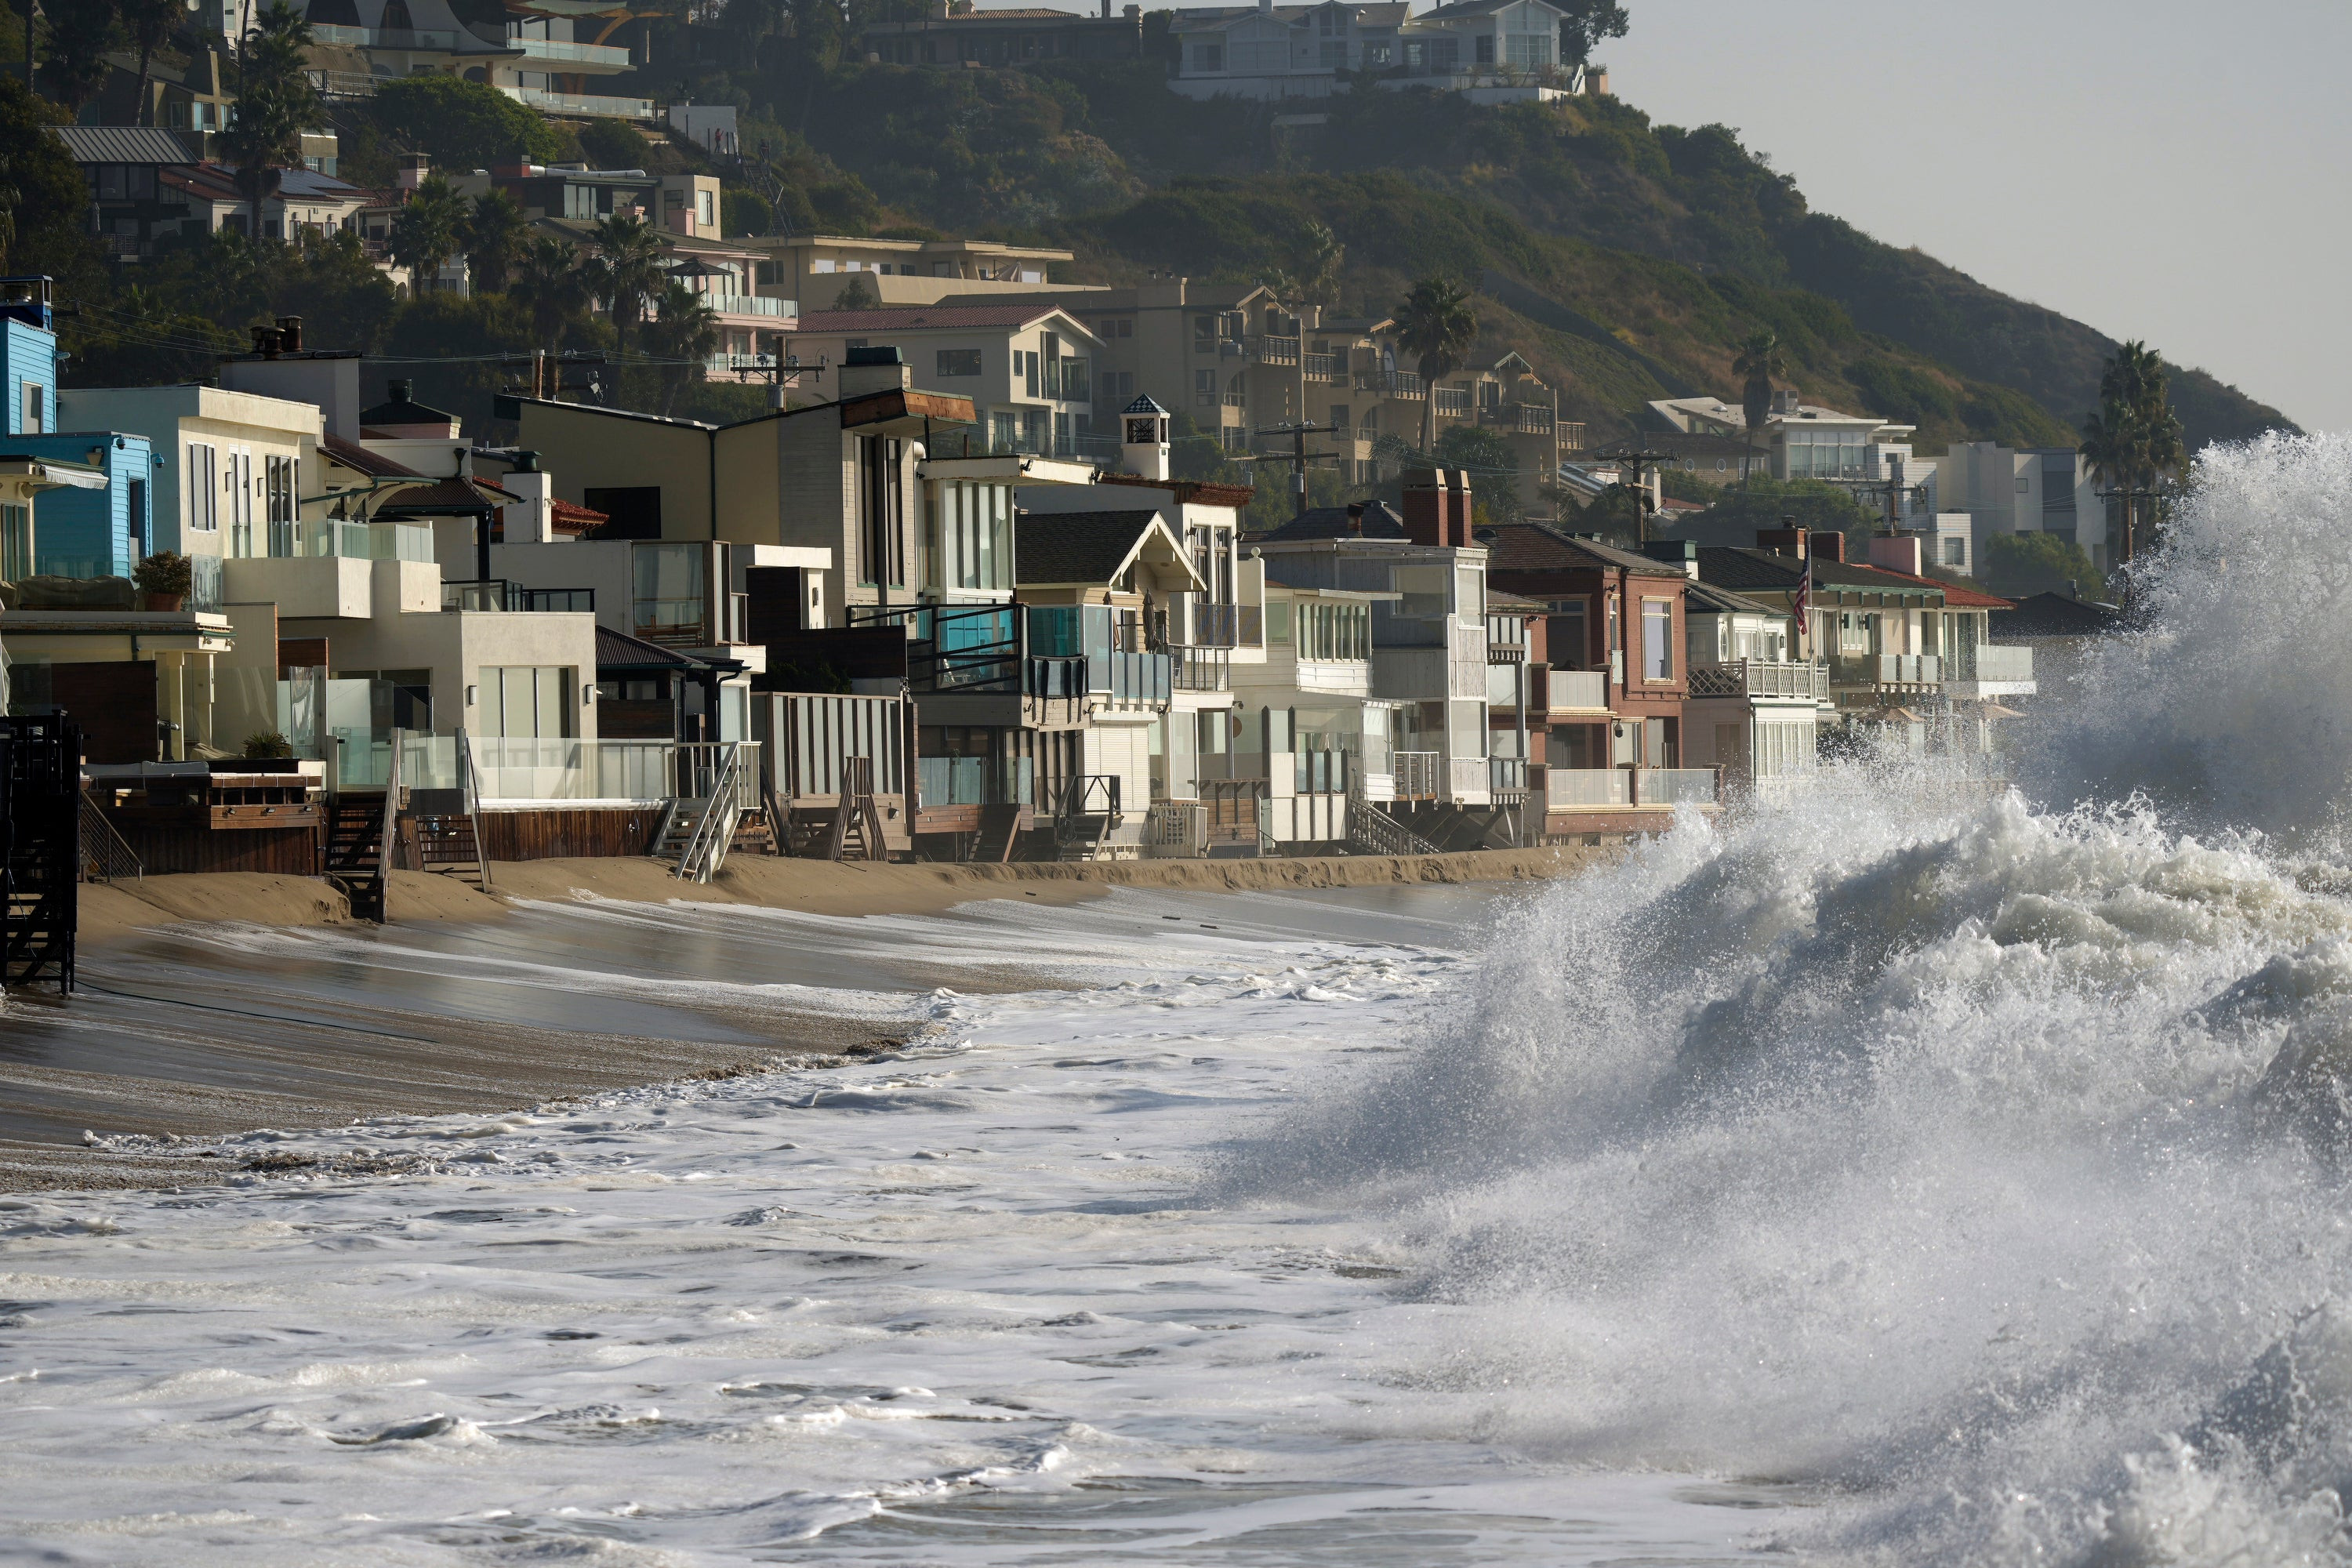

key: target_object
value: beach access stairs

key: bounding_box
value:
[652,742,764,884]
[1,715,81,993]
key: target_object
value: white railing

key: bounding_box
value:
[1640,768,1720,806]
[501,85,654,119]
[1833,653,1943,688]
[334,736,763,806]
[702,293,794,319]
[1392,750,1440,801]
[673,741,746,883]
[1964,644,2034,682]
[1547,768,1630,808]
[510,34,632,66]
[1546,667,1609,710]
[1687,659,1827,701]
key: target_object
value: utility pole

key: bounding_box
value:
[1589,444,1675,543]
[1238,420,1344,518]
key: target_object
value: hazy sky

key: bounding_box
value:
[1005,0,2342,432]
[1602,0,2343,434]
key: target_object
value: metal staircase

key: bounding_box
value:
[660,742,751,884]
[1346,784,1440,858]
[2,716,81,993]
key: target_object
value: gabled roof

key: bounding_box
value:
[1014,510,1200,590]
[320,432,425,478]
[1254,499,1407,541]
[796,304,1098,337]
[1871,570,2012,608]
[1480,521,1690,578]
[596,624,707,670]
[1417,0,1561,20]
[1989,590,2124,638]
[1693,546,1958,597]
[1685,579,1788,618]
[54,125,198,165]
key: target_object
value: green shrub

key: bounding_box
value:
[577,118,652,170]
[242,730,296,759]
[368,75,562,173]
[132,550,191,596]
[1980,530,2106,601]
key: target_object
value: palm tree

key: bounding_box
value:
[463,189,526,295]
[218,1,321,244]
[582,212,666,356]
[387,173,466,295]
[2083,339,2187,570]
[641,281,719,415]
[1730,328,1786,483]
[1391,275,1478,454]
[118,0,184,125]
[511,235,585,344]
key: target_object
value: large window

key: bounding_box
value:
[632,542,707,642]
[184,441,218,535]
[265,453,296,556]
[1784,428,1868,480]
[855,434,905,586]
[936,479,1012,592]
[1,504,28,583]
[1298,600,1368,660]
[1642,598,1673,681]
[479,666,575,739]
[227,448,253,557]
[935,348,983,377]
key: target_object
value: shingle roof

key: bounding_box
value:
[320,432,424,478]
[1989,590,2122,638]
[797,304,1092,334]
[1253,499,1407,541]
[596,624,707,670]
[1684,579,1788,618]
[53,125,198,165]
[1481,521,1688,578]
[1014,510,1172,587]
[1695,546,1954,596]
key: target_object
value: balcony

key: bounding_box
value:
[445,579,593,612]
[1303,352,1342,382]
[700,292,795,320]
[916,753,1032,808]
[1489,755,1526,793]
[1831,652,1943,695]
[1544,767,1719,810]
[1478,402,1556,436]
[1354,369,1424,398]
[1254,333,1301,365]
[1168,644,1230,693]
[1392,750,1441,802]
[310,22,470,48]
[1431,388,1472,419]
[1545,667,1610,711]
[1026,605,1172,707]
[1688,659,1829,702]
[1945,643,2036,698]
[499,85,654,120]
[1485,612,1528,661]
[509,34,632,67]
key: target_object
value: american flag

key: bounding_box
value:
[1791,561,1812,653]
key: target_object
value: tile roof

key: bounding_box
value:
[53,125,198,165]
[1865,568,2013,608]
[1014,510,1170,586]
[1695,546,1955,596]
[1480,521,1689,578]
[797,304,1094,334]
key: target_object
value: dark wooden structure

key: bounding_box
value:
[2,716,81,993]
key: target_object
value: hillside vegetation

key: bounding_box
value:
[664,46,2289,452]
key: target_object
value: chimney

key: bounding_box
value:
[500,451,555,545]
[1867,535,1922,576]
[837,344,909,399]
[1401,467,1451,546]
[251,325,284,358]
[1755,526,1807,560]
[1345,501,1364,535]
[1808,530,1846,564]
[274,315,303,353]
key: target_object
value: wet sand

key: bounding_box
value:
[9,850,1600,1193]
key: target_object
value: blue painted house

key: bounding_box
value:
[1,276,155,579]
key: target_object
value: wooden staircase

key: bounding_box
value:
[323,792,391,921]
[2,717,81,994]
[410,813,490,888]
[968,802,1022,863]
[1053,774,1120,862]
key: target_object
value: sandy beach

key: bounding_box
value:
[3,848,1606,1194]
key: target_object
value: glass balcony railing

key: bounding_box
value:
[445,579,593,612]
[509,34,632,66]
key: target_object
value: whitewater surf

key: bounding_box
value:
[9,434,2352,1563]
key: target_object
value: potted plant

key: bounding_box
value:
[242,731,295,760]
[133,550,192,612]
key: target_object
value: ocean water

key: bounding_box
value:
[10,432,2352,1564]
